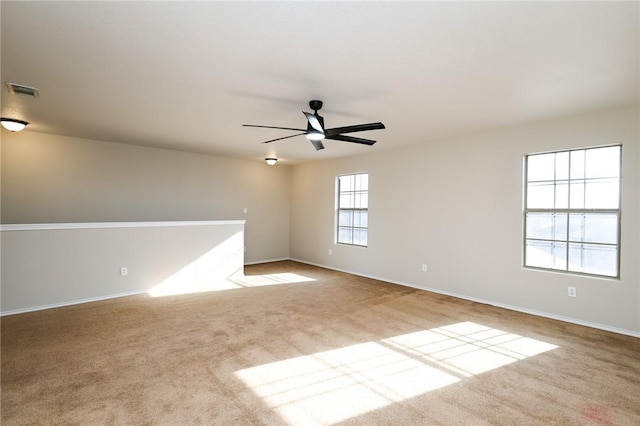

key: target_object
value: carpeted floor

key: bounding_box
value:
[2,260,639,425]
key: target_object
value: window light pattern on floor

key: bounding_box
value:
[235,321,558,425]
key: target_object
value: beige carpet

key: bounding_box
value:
[2,260,639,425]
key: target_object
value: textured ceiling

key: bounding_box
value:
[1,1,638,165]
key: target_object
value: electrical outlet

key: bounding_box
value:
[328,249,332,255]
[243,208,248,214]
[568,286,576,297]
[120,267,128,276]
[422,264,428,272]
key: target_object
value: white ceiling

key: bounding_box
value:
[1,1,638,165]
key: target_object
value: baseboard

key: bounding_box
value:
[290,258,640,339]
[0,290,148,316]
[244,257,290,266]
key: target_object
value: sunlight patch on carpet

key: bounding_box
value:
[229,273,316,287]
[235,321,558,425]
[235,341,459,425]
[383,321,559,377]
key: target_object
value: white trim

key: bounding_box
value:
[0,220,246,232]
[289,258,640,339]
[0,290,148,316]
[245,257,290,266]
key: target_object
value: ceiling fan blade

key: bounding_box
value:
[324,122,385,136]
[326,134,377,146]
[303,112,324,133]
[260,133,307,144]
[243,124,306,132]
[310,139,325,151]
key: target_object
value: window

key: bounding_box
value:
[524,145,621,278]
[336,173,368,247]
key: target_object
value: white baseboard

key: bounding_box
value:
[1,290,148,316]
[290,258,640,339]
[244,257,290,266]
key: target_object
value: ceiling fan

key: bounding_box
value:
[243,100,385,151]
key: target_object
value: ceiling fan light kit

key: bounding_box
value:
[306,131,325,141]
[244,100,385,151]
[1,118,29,132]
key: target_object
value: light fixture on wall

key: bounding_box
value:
[265,158,278,166]
[1,118,28,132]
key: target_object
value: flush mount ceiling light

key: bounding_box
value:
[1,118,29,132]
[265,158,278,166]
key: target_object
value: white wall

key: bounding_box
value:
[1,221,245,314]
[1,132,290,264]
[290,106,640,335]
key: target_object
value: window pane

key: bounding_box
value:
[555,152,569,180]
[355,173,368,191]
[353,210,368,228]
[568,243,617,277]
[570,150,585,179]
[525,240,567,269]
[569,181,585,208]
[569,213,618,244]
[526,213,567,241]
[527,154,555,182]
[339,175,354,192]
[527,182,555,208]
[338,228,352,244]
[585,146,620,178]
[353,229,368,246]
[339,193,353,208]
[555,182,568,208]
[584,179,619,209]
[338,210,352,227]
[354,192,368,209]
[352,211,361,227]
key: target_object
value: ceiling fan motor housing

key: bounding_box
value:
[306,114,325,134]
[309,100,323,111]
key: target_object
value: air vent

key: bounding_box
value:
[5,82,39,98]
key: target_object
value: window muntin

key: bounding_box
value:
[524,145,621,278]
[337,173,368,247]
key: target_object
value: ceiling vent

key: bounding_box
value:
[5,82,39,98]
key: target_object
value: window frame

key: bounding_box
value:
[523,144,622,279]
[335,172,369,248]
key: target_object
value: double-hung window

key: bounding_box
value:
[524,145,621,278]
[336,173,368,247]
